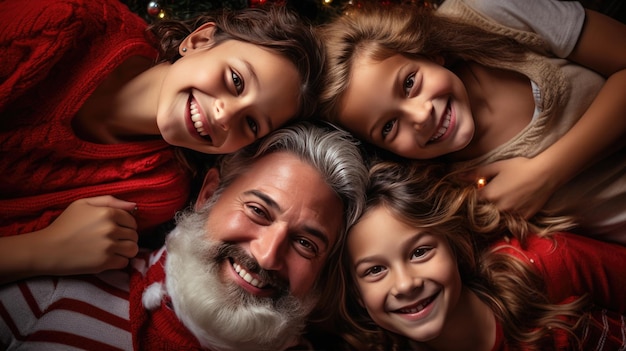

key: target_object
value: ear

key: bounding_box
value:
[195,167,220,211]
[179,22,217,56]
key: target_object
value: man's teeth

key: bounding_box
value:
[233,262,266,288]
[190,100,209,137]
[429,106,451,142]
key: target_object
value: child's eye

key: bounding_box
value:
[382,119,396,139]
[411,246,432,260]
[403,73,415,96]
[246,117,258,136]
[364,265,386,277]
[231,71,244,94]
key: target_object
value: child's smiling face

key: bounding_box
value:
[338,53,475,160]
[157,28,301,155]
[348,205,463,342]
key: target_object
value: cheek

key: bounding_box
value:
[442,261,463,303]
[204,209,248,241]
[290,266,317,298]
[357,282,385,313]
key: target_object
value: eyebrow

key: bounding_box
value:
[353,230,427,267]
[245,189,330,249]
[242,60,274,132]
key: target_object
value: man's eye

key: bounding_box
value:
[295,237,320,259]
[382,120,396,139]
[403,73,415,96]
[246,117,258,136]
[246,204,268,219]
[232,71,244,94]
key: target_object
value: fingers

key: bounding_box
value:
[110,206,138,230]
[84,195,137,213]
[113,238,140,260]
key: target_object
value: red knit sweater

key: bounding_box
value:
[490,233,626,350]
[0,0,191,236]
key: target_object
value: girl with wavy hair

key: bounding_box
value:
[318,1,626,244]
[321,160,626,351]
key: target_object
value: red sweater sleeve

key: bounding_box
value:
[495,233,626,313]
[0,0,144,113]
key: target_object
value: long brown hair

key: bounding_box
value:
[317,2,531,124]
[319,160,587,350]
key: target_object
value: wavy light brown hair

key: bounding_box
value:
[317,160,587,351]
[316,2,530,125]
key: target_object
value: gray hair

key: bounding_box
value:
[213,121,368,256]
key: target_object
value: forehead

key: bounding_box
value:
[225,152,343,245]
[338,54,404,141]
[349,206,404,250]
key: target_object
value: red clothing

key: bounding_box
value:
[0,0,191,235]
[129,248,204,351]
[490,233,626,350]
[0,247,203,351]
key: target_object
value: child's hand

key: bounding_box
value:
[33,195,139,276]
[471,157,558,219]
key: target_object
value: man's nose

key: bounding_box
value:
[249,224,289,271]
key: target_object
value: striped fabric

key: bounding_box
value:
[0,270,132,350]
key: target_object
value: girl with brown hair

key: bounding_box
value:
[325,160,626,350]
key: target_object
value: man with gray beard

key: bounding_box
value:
[0,121,368,351]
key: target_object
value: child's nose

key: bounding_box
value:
[214,98,239,131]
[390,269,423,297]
[409,99,433,126]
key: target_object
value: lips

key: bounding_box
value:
[429,101,452,143]
[394,291,439,314]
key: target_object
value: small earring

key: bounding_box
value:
[181,47,187,52]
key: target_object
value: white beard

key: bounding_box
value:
[164,206,319,351]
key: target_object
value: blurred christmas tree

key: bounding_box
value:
[120,0,443,25]
[121,0,625,25]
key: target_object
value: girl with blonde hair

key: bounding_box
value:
[318,0,626,244]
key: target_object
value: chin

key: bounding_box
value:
[163,208,319,351]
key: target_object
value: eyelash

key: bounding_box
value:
[230,70,260,136]
[381,120,396,139]
[364,265,385,277]
[380,72,417,140]
[231,70,244,95]
[411,246,432,260]
[246,117,258,136]
[296,237,319,258]
[404,73,416,96]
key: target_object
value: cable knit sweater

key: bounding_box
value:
[0,0,191,236]
[439,0,626,244]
